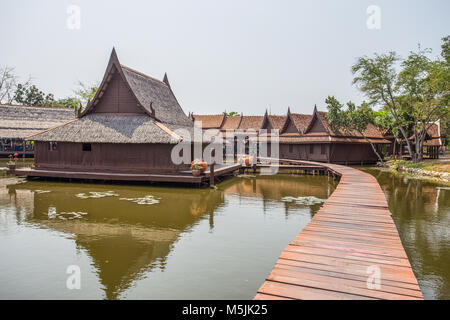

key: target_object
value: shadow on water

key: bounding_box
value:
[0,174,337,299]
[361,168,450,300]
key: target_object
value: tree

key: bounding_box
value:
[54,97,80,110]
[73,81,98,108]
[14,82,55,106]
[397,43,449,161]
[352,38,450,163]
[0,66,18,104]
[226,111,240,117]
[351,52,417,161]
[325,96,385,164]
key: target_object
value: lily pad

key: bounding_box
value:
[281,196,325,206]
[119,195,160,205]
[75,191,119,199]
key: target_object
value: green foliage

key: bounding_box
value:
[325,96,384,164]
[351,36,450,162]
[226,111,240,117]
[325,96,373,136]
[53,97,80,109]
[352,52,401,107]
[391,160,422,170]
[441,35,450,64]
[14,83,55,106]
[73,81,98,107]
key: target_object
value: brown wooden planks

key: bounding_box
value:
[255,161,423,300]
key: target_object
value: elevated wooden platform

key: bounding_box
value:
[13,163,242,185]
[254,159,423,300]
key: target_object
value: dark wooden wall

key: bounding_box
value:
[279,144,329,162]
[278,143,379,164]
[35,142,190,173]
[93,72,145,114]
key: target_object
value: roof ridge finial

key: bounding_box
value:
[149,101,155,117]
[287,106,291,115]
[163,73,170,88]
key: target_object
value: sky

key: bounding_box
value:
[0,0,449,115]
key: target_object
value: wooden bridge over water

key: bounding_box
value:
[253,159,423,300]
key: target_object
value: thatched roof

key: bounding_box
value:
[282,110,312,135]
[266,115,287,131]
[27,114,195,144]
[30,49,194,144]
[221,115,242,130]
[120,65,192,126]
[238,116,265,130]
[0,104,75,139]
[190,114,225,129]
[409,123,442,146]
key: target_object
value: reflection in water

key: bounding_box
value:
[362,168,450,300]
[0,174,337,299]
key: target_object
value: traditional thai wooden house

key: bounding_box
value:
[278,106,390,164]
[421,123,442,159]
[26,49,196,175]
[385,122,442,159]
[0,104,74,157]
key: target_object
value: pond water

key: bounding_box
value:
[0,173,337,300]
[361,168,450,300]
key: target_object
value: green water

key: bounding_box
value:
[0,172,337,299]
[361,168,450,300]
[1,163,448,300]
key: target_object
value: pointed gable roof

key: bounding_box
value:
[280,107,312,135]
[304,106,386,139]
[82,48,191,126]
[27,49,195,144]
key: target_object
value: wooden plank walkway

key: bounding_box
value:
[254,160,423,300]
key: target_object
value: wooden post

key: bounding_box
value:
[210,163,215,188]
[210,148,216,188]
[22,140,25,162]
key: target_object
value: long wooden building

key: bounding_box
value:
[277,107,390,164]
[26,48,196,174]
[192,106,390,164]
[0,104,75,157]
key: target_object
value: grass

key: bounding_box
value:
[387,159,449,173]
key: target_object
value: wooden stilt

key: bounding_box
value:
[209,163,215,188]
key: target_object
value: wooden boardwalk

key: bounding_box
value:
[255,161,423,300]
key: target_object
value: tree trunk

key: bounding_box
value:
[361,132,384,165]
[397,125,415,162]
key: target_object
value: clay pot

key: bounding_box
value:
[199,161,208,172]
[192,169,201,177]
[244,156,252,166]
[7,163,16,170]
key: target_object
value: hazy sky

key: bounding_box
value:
[1,0,448,115]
